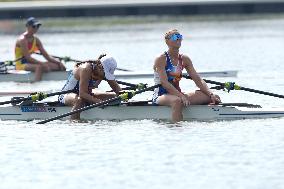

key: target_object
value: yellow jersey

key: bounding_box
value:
[15,37,38,70]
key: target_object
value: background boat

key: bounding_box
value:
[0,69,238,83]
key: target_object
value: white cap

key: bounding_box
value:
[101,56,117,80]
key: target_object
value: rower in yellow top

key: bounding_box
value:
[15,17,66,82]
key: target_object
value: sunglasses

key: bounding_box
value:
[168,33,183,41]
[32,25,40,29]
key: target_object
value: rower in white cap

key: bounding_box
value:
[58,54,122,120]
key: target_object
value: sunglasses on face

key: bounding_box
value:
[168,33,183,41]
[32,25,40,29]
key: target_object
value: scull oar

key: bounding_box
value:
[37,84,161,124]
[183,75,284,99]
[35,52,132,72]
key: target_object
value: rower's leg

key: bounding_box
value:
[157,94,183,122]
[64,93,84,120]
[24,63,44,82]
[46,62,66,71]
[185,90,211,105]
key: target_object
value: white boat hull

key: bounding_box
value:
[0,103,283,121]
[0,70,238,82]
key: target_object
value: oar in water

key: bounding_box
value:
[183,75,284,99]
[0,89,75,106]
[37,84,161,124]
[35,52,132,72]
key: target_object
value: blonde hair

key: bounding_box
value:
[164,29,179,40]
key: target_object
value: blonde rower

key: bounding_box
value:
[153,29,221,122]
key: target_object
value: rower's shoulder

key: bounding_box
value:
[155,53,167,63]
[180,54,191,60]
[77,63,92,72]
[180,54,193,65]
[16,33,27,43]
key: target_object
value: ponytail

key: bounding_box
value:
[75,53,107,68]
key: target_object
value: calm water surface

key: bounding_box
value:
[1,14,284,189]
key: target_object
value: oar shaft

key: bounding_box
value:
[116,68,132,72]
[0,96,29,106]
[183,75,223,86]
[134,84,160,95]
[0,89,75,106]
[37,84,160,124]
[203,78,284,98]
[41,53,132,71]
[37,96,121,124]
[116,80,137,88]
[46,89,75,98]
[239,86,284,99]
[203,79,223,86]
[183,75,284,99]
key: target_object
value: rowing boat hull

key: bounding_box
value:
[0,103,283,121]
[0,70,238,82]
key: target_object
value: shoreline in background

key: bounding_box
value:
[1,0,284,19]
[1,13,284,34]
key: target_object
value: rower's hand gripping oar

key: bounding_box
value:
[36,84,161,124]
[0,89,75,106]
[183,74,284,99]
[35,52,132,72]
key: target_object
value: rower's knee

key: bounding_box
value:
[171,97,183,110]
[74,97,85,107]
[35,64,44,73]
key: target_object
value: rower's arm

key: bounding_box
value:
[107,80,122,95]
[36,38,61,64]
[78,67,102,104]
[184,56,213,97]
[154,56,184,98]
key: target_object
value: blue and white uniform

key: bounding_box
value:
[152,51,184,104]
[58,71,94,104]
[58,56,118,104]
